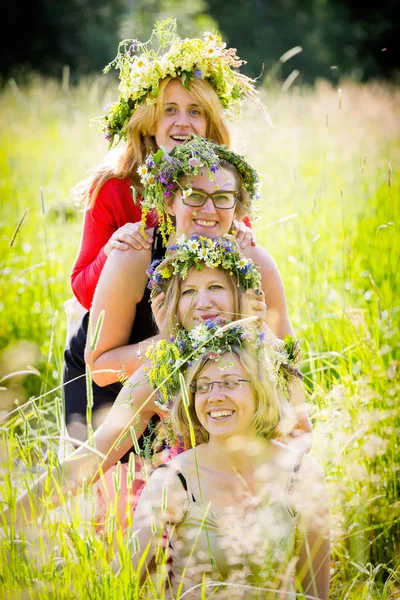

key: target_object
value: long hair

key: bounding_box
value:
[171,346,296,445]
[72,77,231,208]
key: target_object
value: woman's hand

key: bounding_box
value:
[151,292,167,334]
[104,224,154,256]
[231,219,256,249]
[244,288,267,322]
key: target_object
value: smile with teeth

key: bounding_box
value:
[171,135,189,141]
[209,410,235,420]
[194,219,218,227]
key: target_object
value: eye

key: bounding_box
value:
[196,383,210,394]
[209,284,224,290]
[190,109,202,117]
[165,106,177,114]
[223,380,241,390]
[182,288,195,295]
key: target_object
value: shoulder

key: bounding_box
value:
[107,244,153,271]
[242,243,279,272]
[146,461,190,523]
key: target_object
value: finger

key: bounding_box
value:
[110,240,130,251]
[117,233,151,250]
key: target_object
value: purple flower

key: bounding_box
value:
[188,361,193,367]
[169,244,179,251]
[170,335,175,342]
[168,183,175,189]
[210,164,219,173]
[188,157,199,167]
[168,358,174,364]
[146,259,162,276]
[154,273,164,284]
[160,174,168,185]
[164,190,171,197]
[194,68,203,78]
[177,341,186,352]
[205,319,215,330]
[258,331,266,342]
[132,41,138,52]
[146,158,154,168]
[193,343,198,350]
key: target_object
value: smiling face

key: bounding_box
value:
[193,353,257,440]
[154,79,207,152]
[177,266,236,328]
[168,168,237,237]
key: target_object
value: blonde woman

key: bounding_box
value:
[131,329,329,599]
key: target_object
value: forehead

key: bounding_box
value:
[164,79,199,105]
[197,353,247,380]
[186,168,236,192]
[181,265,228,286]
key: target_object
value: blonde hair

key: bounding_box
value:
[171,346,296,444]
[73,77,231,208]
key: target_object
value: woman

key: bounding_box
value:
[130,326,330,599]
[63,22,261,446]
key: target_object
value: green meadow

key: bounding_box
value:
[0,75,399,598]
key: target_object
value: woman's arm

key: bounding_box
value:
[243,244,294,339]
[71,179,154,309]
[10,366,163,527]
[85,244,160,386]
[295,456,330,600]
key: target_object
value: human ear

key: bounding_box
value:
[167,198,176,217]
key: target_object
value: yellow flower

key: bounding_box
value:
[161,267,172,279]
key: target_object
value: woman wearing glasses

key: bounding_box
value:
[130,325,330,598]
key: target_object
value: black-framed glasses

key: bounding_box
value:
[181,188,238,210]
[189,379,250,394]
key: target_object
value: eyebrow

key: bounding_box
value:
[165,102,201,108]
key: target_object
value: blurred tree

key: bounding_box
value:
[205,0,400,83]
[120,0,217,45]
[0,0,126,79]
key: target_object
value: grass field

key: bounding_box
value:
[0,74,399,598]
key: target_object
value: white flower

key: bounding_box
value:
[181,187,193,199]
[204,44,220,59]
[203,32,217,43]
[187,238,199,251]
[197,247,209,260]
[130,56,149,76]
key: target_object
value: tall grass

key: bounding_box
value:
[0,75,399,598]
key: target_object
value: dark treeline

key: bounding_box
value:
[2,0,399,84]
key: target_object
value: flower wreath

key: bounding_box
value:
[138,135,261,241]
[146,234,261,298]
[145,318,302,411]
[99,18,269,147]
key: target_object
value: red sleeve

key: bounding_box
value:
[71,179,147,309]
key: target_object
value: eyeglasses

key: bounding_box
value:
[181,188,238,210]
[189,378,250,394]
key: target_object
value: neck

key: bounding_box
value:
[202,433,270,474]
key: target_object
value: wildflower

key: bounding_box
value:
[194,68,203,78]
[188,157,199,167]
[182,187,193,198]
[203,32,217,43]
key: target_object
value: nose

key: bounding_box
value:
[193,288,213,309]
[207,384,225,403]
[200,196,217,214]
[174,110,191,127]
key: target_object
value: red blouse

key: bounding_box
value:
[70,178,157,309]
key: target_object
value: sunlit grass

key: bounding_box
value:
[0,74,399,598]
